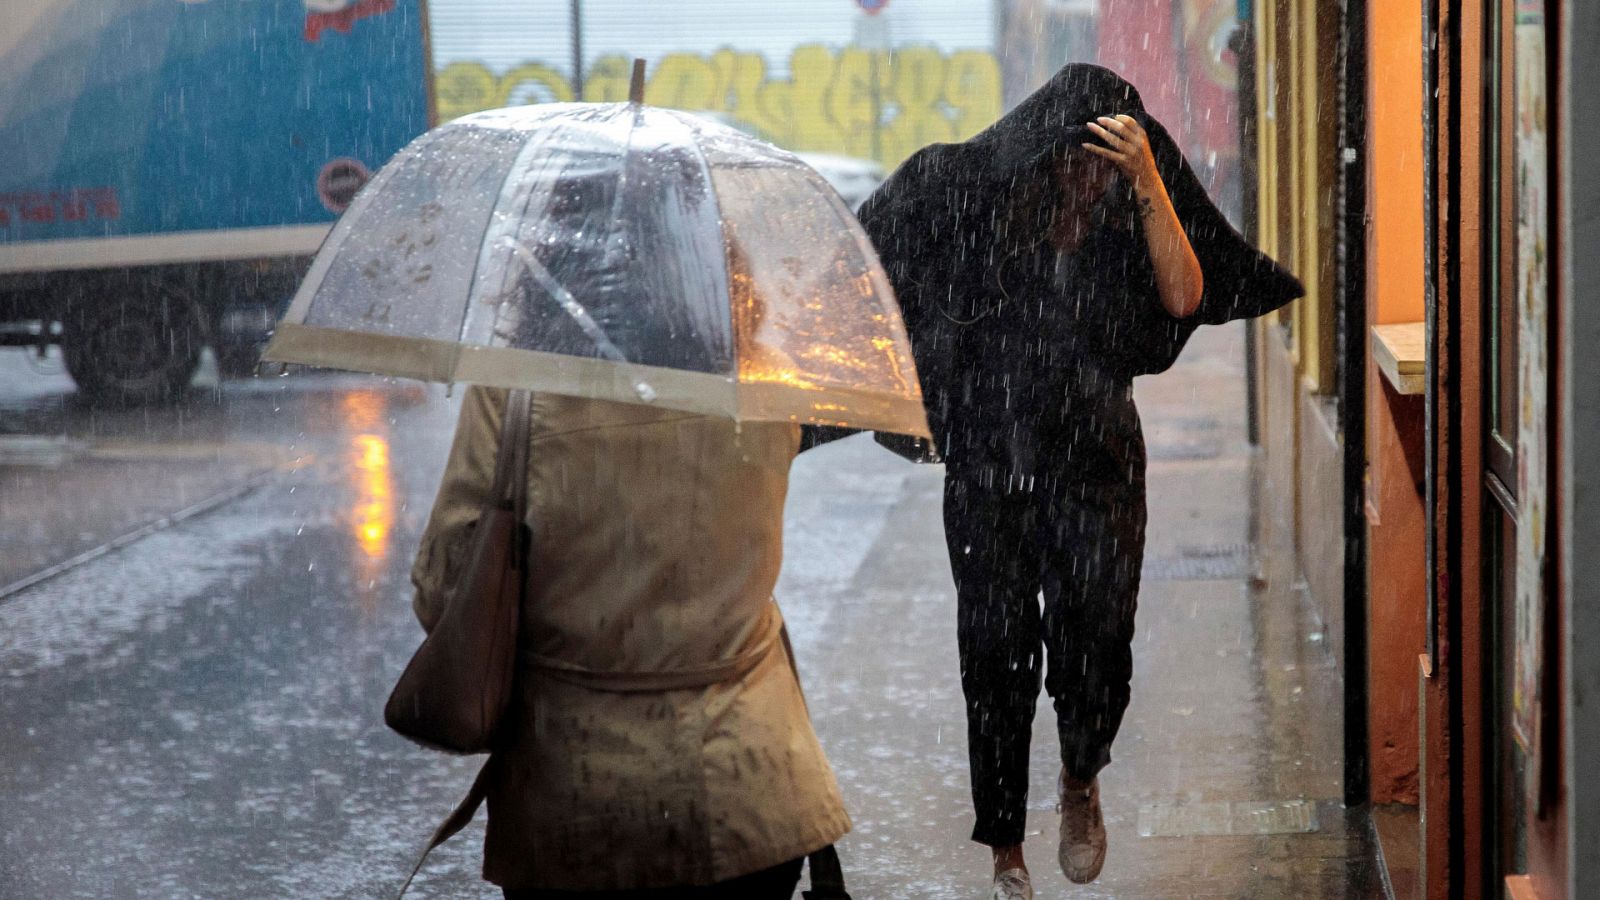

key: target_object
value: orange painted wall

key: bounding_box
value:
[1366,371,1426,804]
[1364,0,1428,805]
[1368,2,1427,327]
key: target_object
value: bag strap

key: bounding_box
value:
[802,844,851,900]
[395,760,493,899]
[395,389,530,900]
[490,389,532,517]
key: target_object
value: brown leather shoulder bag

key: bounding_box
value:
[385,389,531,755]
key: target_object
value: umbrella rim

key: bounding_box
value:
[271,102,928,438]
[263,322,931,438]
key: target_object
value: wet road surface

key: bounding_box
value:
[0,330,1382,898]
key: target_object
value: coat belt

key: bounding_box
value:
[518,611,782,693]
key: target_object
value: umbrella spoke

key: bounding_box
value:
[503,237,628,363]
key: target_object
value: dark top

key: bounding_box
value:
[856,64,1304,471]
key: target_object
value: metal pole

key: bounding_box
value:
[570,0,584,100]
[871,49,883,163]
[854,11,889,164]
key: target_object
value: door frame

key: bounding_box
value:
[1334,0,1370,808]
[1423,0,1488,894]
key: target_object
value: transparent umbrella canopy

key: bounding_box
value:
[262,100,929,438]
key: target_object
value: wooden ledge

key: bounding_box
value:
[1372,322,1426,395]
[1505,875,1540,900]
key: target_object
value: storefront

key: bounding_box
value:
[1238,0,1366,803]
[1245,0,1594,897]
[1423,0,1566,895]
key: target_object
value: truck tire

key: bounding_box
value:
[63,288,204,404]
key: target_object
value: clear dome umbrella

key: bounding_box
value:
[261,82,928,438]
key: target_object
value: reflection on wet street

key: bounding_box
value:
[0,329,1381,897]
[341,391,397,615]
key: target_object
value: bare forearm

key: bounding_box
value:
[1134,180,1204,319]
[1084,114,1205,319]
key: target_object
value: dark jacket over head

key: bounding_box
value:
[856,64,1303,466]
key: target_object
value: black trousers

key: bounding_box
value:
[502,857,803,900]
[945,462,1146,848]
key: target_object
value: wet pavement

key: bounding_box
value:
[793,323,1382,898]
[1,354,301,594]
[0,325,1382,898]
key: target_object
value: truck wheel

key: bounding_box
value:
[63,289,204,404]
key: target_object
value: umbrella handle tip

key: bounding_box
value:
[629,58,646,104]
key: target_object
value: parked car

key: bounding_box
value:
[687,111,885,211]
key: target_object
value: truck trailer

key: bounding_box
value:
[0,0,431,402]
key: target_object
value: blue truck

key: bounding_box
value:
[0,0,432,402]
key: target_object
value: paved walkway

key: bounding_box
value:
[0,324,1383,898]
[791,322,1383,898]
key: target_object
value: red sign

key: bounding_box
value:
[304,0,396,42]
[856,0,889,14]
[317,158,372,214]
[1097,0,1240,202]
[0,188,120,228]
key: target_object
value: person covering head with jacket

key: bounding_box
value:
[856,63,1303,899]
[411,385,850,899]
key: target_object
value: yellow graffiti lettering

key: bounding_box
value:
[706,51,778,141]
[497,63,573,107]
[433,45,1002,168]
[645,52,719,110]
[787,45,836,152]
[434,61,498,122]
[827,48,884,159]
[881,47,955,164]
[583,54,636,102]
[947,51,1003,140]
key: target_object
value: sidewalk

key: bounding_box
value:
[787,322,1383,898]
[0,325,1385,898]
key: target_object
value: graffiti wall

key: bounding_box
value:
[435,46,1003,169]
[431,0,1241,191]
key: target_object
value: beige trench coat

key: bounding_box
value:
[411,386,850,891]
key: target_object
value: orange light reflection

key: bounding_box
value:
[351,433,393,560]
[340,391,396,615]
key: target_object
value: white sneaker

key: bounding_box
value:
[1058,770,1107,884]
[990,867,1033,900]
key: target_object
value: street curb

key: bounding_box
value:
[0,467,284,603]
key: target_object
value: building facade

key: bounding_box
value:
[1244,1,1598,897]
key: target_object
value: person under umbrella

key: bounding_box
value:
[263,77,924,898]
[855,64,1303,899]
[409,165,855,899]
